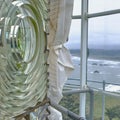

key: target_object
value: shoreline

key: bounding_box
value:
[72,54,120,63]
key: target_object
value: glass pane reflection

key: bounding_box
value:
[89,0,120,13]
[88,14,120,88]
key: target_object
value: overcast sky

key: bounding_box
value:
[65,0,120,49]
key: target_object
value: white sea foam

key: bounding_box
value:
[88,58,100,62]
[88,59,120,66]
[72,56,120,67]
[105,85,120,92]
[102,60,120,65]
[72,56,80,61]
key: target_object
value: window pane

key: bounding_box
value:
[73,0,81,15]
[87,14,120,88]
[65,20,81,50]
[64,20,81,89]
[62,20,81,118]
[89,0,120,13]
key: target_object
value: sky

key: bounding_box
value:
[65,0,120,49]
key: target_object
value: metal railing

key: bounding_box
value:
[63,78,120,120]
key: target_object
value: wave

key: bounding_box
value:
[105,85,120,92]
[71,55,120,66]
[72,56,80,61]
[89,59,120,66]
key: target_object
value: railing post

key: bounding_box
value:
[102,80,106,120]
[89,90,94,120]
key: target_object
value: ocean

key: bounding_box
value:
[66,49,120,93]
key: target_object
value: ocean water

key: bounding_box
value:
[66,55,120,92]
